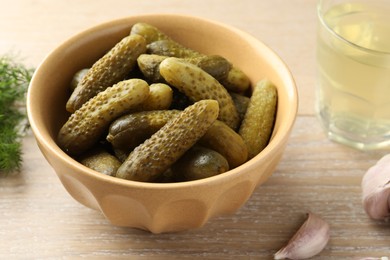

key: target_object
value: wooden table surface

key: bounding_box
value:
[1,0,389,259]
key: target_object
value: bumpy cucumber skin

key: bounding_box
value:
[172,146,229,181]
[192,55,231,81]
[238,79,277,159]
[130,22,171,44]
[221,67,250,93]
[147,40,201,58]
[159,57,240,130]
[108,110,247,169]
[115,100,219,182]
[66,34,147,112]
[137,54,231,83]
[131,22,249,93]
[137,54,167,83]
[131,23,202,57]
[58,79,149,156]
[149,40,250,93]
[70,68,89,92]
[199,120,248,168]
[140,83,173,111]
[107,110,180,151]
[79,147,121,176]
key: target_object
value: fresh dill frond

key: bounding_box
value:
[0,55,34,174]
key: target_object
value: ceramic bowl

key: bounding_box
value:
[27,14,298,233]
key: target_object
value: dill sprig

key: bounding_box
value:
[0,55,34,174]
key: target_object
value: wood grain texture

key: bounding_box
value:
[0,0,389,259]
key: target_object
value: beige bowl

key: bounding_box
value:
[27,14,298,233]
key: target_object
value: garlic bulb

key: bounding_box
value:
[274,212,330,259]
[362,154,390,220]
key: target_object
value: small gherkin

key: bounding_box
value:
[58,79,149,156]
[107,109,181,151]
[238,79,277,159]
[130,22,172,44]
[79,147,122,177]
[171,146,230,181]
[159,57,240,130]
[115,100,219,182]
[66,34,147,113]
[137,54,231,83]
[131,22,250,93]
[107,110,248,169]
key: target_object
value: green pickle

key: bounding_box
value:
[115,100,219,182]
[107,110,181,152]
[147,40,249,92]
[58,79,149,155]
[79,147,121,176]
[159,57,240,130]
[221,67,251,93]
[137,54,167,83]
[131,22,249,93]
[199,120,248,168]
[172,146,229,181]
[192,55,232,81]
[147,40,202,58]
[137,54,231,83]
[70,68,89,91]
[130,22,172,44]
[238,79,277,159]
[66,34,147,112]
[139,83,173,111]
[107,110,247,169]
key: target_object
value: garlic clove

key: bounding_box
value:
[274,212,330,260]
[362,154,390,220]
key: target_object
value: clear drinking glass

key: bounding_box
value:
[316,0,390,150]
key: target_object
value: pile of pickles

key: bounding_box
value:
[57,23,277,183]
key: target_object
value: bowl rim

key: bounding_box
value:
[27,13,298,190]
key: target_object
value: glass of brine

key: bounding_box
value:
[316,0,390,150]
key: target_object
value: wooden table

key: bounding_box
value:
[1,0,389,258]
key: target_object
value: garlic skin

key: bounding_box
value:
[362,154,390,220]
[274,213,330,260]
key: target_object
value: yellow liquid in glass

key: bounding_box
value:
[317,3,390,150]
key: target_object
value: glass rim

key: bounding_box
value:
[317,0,390,56]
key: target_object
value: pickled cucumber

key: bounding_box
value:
[58,79,149,155]
[131,22,250,93]
[221,67,250,93]
[115,100,219,182]
[159,57,240,129]
[66,34,147,112]
[147,39,249,93]
[192,55,231,81]
[107,110,180,151]
[172,146,229,181]
[70,68,89,91]
[107,110,247,168]
[137,54,167,83]
[238,79,277,159]
[199,120,248,168]
[79,147,121,176]
[147,39,201,58]
[137,54,231,83]
[131,23,203,57]
[140,83,173,111]
[130,22,172,44]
